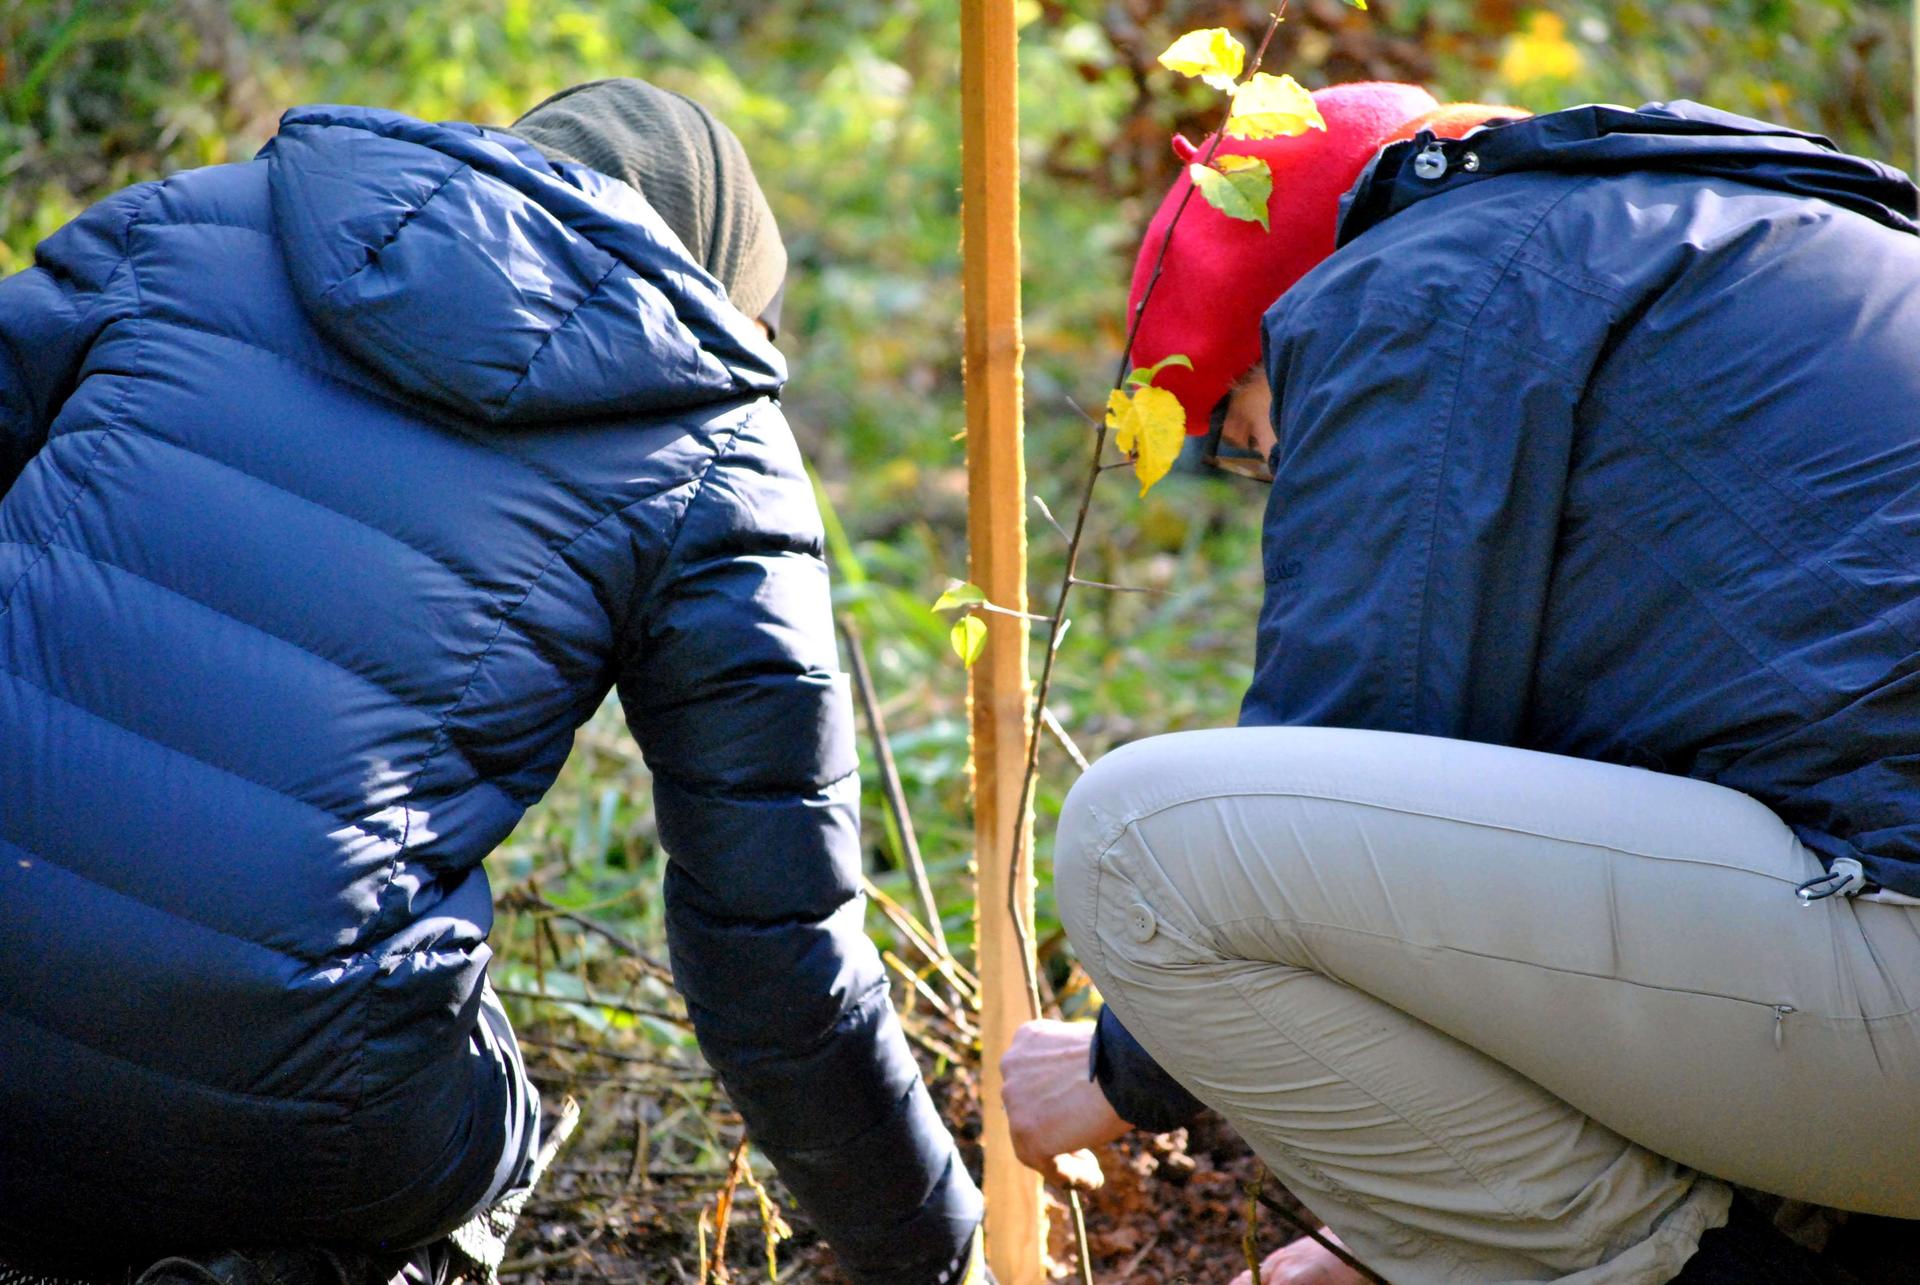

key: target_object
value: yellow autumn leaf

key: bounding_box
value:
[1225,73,1327,141]
[1157,27,1246,93]
[1107,385,1187,497]
[950,614,988,668]
[1499,11,1583,85]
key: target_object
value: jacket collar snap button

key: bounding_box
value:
[1412,142,1449,180]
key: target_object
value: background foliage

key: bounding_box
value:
[3,0,1913,1274]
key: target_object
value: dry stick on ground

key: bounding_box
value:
[863,877,982,1005]
[509,889,675,982]
[703,1137,753,1285]
[839,613,955,968]
[1254,1182,1392,1284]
[494,985,695,1028]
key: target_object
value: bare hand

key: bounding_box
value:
[998,1019,1131,1188]
[1227,1231,1368,1285]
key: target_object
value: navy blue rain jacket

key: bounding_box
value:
[0,106,978,1279]
[1095,102,1920,1131]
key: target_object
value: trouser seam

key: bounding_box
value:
[1102,788,1809,891]
[1211,914,1809,1016]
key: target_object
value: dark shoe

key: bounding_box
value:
[1672,1198,1828,1284]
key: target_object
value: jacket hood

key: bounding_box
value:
[1340,100,1919,247]
[264,105,784,427]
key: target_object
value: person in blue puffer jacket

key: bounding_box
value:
[0,79,981,1285]
[1002,90,1920,1284]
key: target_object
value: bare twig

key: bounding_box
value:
[882,949,979,1039]
[703,1137,752,1284]
[518,1035,697,1070]
[1068,1190,1096,1285]
[1116,1230,1163,1279]
[1254,1187,1392,1284]
[509,889,674,981]
[1004,4,1292,1010]
[840,614,951,961]
[863,877,982,1005]
[1069,575,1168,595]
[495,985,694,1028]
[1244,1167,1266,1279]
[975,600,1055,624]
[1031,494,1071,542]
[1041,706,1091,773]
[499,1241,597,1277]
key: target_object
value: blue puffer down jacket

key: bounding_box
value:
[0,106,978,1279]
[1095,102,1920,1130]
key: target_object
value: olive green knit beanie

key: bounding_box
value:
[509,78,788,332]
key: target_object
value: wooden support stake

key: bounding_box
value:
[960,1,1043,1280]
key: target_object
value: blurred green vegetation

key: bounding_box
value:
[1,1,1913,1263]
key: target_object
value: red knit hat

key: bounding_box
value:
[1384,102,1533,148]
[1124,82,1440,436]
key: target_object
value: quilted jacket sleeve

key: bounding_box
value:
[617,406,981,1285]
[0,184,150,497]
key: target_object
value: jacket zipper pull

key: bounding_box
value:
[1773,1005,1795,1050]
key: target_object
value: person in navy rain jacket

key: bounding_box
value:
[1001,87,1920,1284]
[0,79,982,1285]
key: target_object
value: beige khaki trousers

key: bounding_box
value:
[1054,728,1920,1284]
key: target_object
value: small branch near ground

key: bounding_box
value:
[863,877,982,1006]
[701,1137,753,1285]
[840,613,952,962]
[495,985,694,1028]
[504,888,674,982]
[1253,1185,1392,1284]
[882,949,980,1039]
[518,1035,696,1070]
[1069,1190,1096,1285]
[1244,1166,1265,1278]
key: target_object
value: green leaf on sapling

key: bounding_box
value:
[933,581,988,611]
[1190,155,1273,230]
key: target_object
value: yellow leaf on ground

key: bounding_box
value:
[1158,27,1246,93]
[1226,73,1327,140]
[1107,384,1187,497]
[1500,11,1583,85]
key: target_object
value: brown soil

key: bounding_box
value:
[511,1044,1312,1283]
